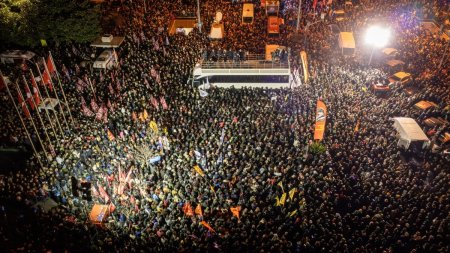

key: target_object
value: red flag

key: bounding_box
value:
[31,77,40,106]
[0,73,6,90]
[42,70,50,85]
[47,56,56,73]
[200,221,215,232]
[98,184,110,203]
[103,107,108,124]
[183,202,194,216]
[18,93,31,118]
[109,203,116,213]
[312,0,318,9]
[24,85,34,110]
[92,185,99,196]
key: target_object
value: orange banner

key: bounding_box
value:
[230,206,241,220]
[313,100,327,140]
[195,204,203,216]
[200,221,215,232]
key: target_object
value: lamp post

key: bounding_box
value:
[365,26,390,65]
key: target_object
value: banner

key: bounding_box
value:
[230,206,241,220]
[183,202,194,216]
[300,51,309,83]
[313,100,327,140]
[200,221,215,232]
[195,204,203,216]
[193,165,205,177]
[279,193,287,206]
[289,188,297,200]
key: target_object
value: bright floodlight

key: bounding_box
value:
[365,26,390,48]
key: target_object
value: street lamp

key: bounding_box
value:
[365,26,390,65]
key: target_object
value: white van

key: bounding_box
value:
[93,50,115,69]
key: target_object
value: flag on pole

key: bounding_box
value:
[98,184,110,203]
[24,84,34,110]
[195,204,203,216]
[143,109,148,120]
[107,129,115,141]
[230,206,241,220]
[125,168,133,187]
[109,203,116,213]
[31,76,40,106]
[150,67,158,78]
[277,181,285,193]
[312,0,318,9]
[95,106,104,121]
[280,193,287,206]
[193,165,205,177]
[91,99,99,112]
[18,92,31,118]
[150,96,159,110]
[108,83,115,95]
[42,70,52,91]
[149,121,158,133]
[354,119,360,133]
[47,55,56,73]
[200,221,215,232]
[288,209,298,217]
[81,103,95,117]
[160,96,168,110]
[0,73,6,90]
[183,202,194,216]
[275,196,280,206]
[289,188,297,200]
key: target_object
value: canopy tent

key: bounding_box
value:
[91,36,125,48]
[33,198,58,213]
[386,59,405,67]
[267,16,280,35]
[338,32,355,55]
[169,18,197,35]
[392,117,430,149]
[414,100,438,110]
[0,50,35,64]
[265,44,280,60]
[382,48,398,56]
[392,71,411,79]
[210,23,224,39]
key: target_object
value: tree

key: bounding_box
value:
[0,0,101,48]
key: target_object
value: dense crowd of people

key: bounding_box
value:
[1,0,449,252]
